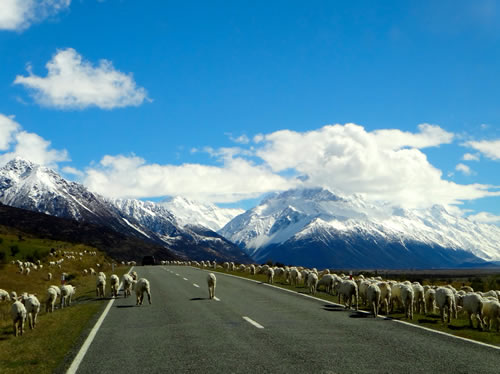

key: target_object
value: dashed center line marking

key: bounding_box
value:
[175,274,180,276]
[243,316,264,329]
[193,283,200,288]
[183,278,188,281]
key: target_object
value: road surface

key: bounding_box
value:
[71,266,499,373]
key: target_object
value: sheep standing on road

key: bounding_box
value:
[122,273,134,298]
[377,282,391,316]
[400,284,414,320]
[110,274,119,298]
[134,278,152,306]
[207,273,216,299]
[96,275,106,298]
[11,299,27,337]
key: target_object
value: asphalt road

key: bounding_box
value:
[73,266,499,373]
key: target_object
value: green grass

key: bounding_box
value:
[207,267,500,347]
[0,225,129,374]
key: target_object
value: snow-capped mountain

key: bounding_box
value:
[0,158,251,263]
[160,196,244,231]
[219,187,500,268]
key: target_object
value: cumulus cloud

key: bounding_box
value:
[464,139,500,160]
[255,123,498,208]
[468,212,500,225]
[83,154,293,203]
[0,113,68,167]
[14,48,149,109]
[462,152,480,161]
[455,163,473,176]
[0,0,70,31]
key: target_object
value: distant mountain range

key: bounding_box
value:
[219,188,500,269]
[0,158,250,263]
[2,158,500,269]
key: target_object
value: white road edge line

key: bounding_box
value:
[67,266,135,374]
[243,316,264,329]
[193,267,500,352]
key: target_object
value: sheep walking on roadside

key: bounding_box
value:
[435,287,456,324]
[307,273,319,295]
[11,300,27,337]
[21,294,40,330]
[207,273,216,299]
[46,286,58,313]
[457,293,484,330]
[367,283,381,318]
[134,278,152,306]
[110,274,119,298]
[482,299,500,332]
[266,268,275,284]
[122,273,134,298]
[61,285,76,308]
[336,280,358,310]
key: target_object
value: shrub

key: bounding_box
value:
[10,245,19,257]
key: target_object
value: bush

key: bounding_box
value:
[0,250,6,264]
[10,245,19,257]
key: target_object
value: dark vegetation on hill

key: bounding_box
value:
[0,203,180,262]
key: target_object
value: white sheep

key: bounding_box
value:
[96,275,106,298]
[481,299,500,332]
[377,282,391,316]
[390,283,402,313]
[412,283,425,314]
[336,280,358,310]
[400,284,414,320]
[435,287,457,324]
[134,278,152,306]
[456,293,483,329]
[0,289,10,302]
[266,268,275,284]
[424,288,437,314]
[122,273,134,298]
[11,299,27,337]
[46,286,58,313]
[61,285,76,308]
[47,272,52,281]
[21,293,40,330]
[110,274,119,298]
[317,274,335,294]
[290,268,302,286]
[366,283,381,317]
[207,273,216,299]
[307,273,319,295]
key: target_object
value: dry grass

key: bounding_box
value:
[0,227,129,373]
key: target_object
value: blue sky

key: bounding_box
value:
[0,0,499,223]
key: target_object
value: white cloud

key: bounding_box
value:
[14,48,149,109]
[62,166,83,177]
[83,154,293,203]
[227,134,250,144]
[255,123,498,208]
[462,152,480,161]
[464,139,500,160]
[455,163,473,176]
[0,0,70,31]
[0,113,69,168]
[468,212,500,225]
[0,114,21,150]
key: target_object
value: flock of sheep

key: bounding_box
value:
[166,259,500,332]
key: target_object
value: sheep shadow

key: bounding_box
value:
[115,305,136,309]
[349,311,371,319]
[322,304,345,312]
[418,318,439,325]
[190,297,209,301]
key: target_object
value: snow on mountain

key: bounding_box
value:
[0,158,251,263]
[159,196,244,231]
[219,187,500,268]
